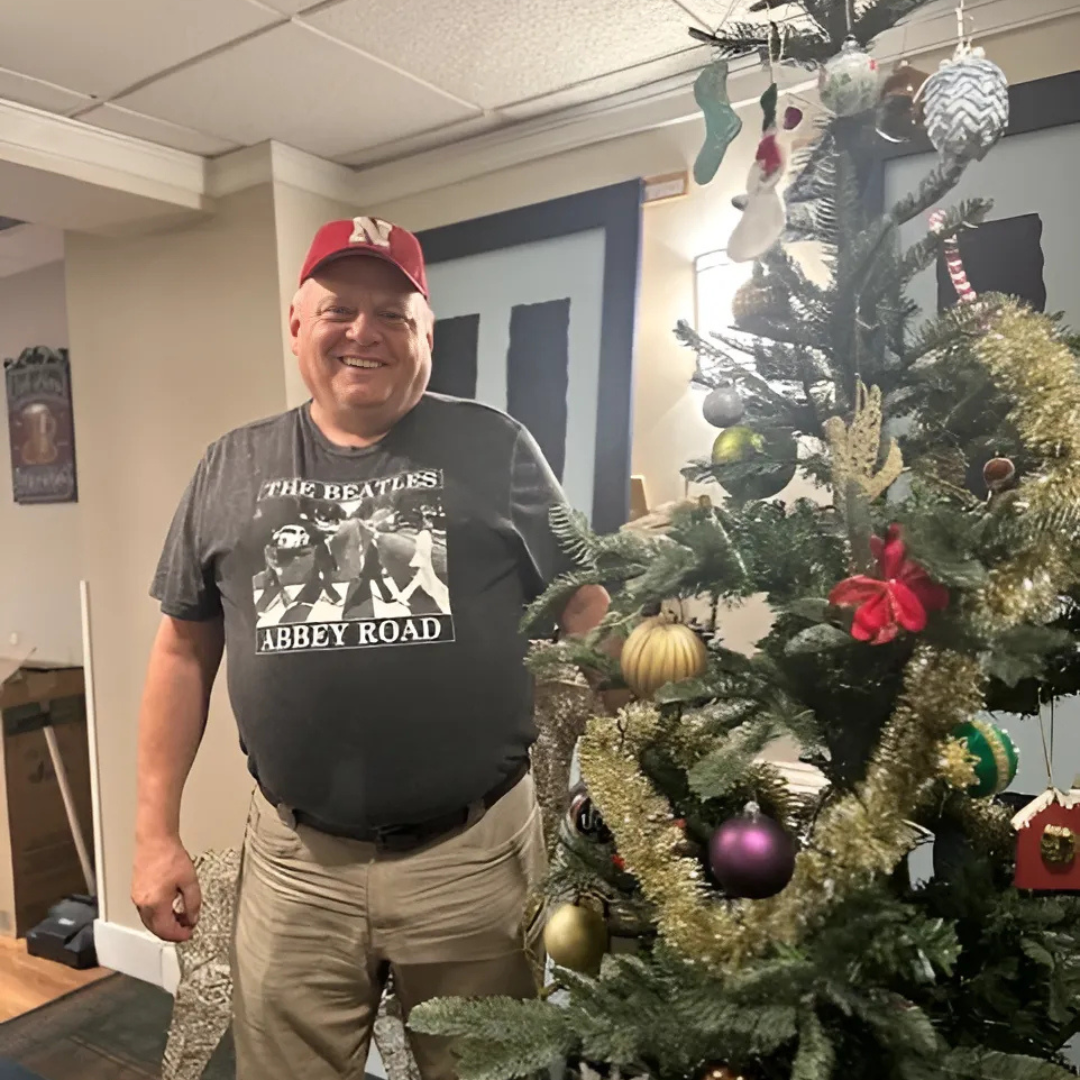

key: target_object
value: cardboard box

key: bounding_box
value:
[0,660,94,937]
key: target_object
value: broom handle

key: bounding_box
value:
[42,724,95,897]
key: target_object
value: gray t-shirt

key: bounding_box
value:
[151,393,575,829]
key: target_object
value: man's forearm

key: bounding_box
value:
[135,617,224,843]
[559,583,610,638]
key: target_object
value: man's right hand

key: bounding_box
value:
[132,835,202,943]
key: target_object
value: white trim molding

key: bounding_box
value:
[94,919,179,995]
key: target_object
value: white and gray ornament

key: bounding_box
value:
[702,385,745,428]
[922,47,1009,162]
[819,36,880,117]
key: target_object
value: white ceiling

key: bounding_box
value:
[0,0,786,168]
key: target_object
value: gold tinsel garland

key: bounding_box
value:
[578,301,1080,971]
[579,652,981,969]
[973,301,1080,627]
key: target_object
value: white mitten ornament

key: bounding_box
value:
[728,131,787,263]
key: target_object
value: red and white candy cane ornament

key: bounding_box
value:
[929,209,977,303]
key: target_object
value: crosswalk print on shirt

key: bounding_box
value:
[250,468,454,654]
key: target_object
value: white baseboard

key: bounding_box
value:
[94,918,179,994]
[92,918,386,1076]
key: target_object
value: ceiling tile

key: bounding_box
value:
[117,23,480,160]
[0,0,280,100]
[0,67,92,115]
[501,49,705,121]
[303,0,714,109]
[77,105,241,157]
[677,0,817,36]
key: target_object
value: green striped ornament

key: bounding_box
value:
[951,718,1019,797]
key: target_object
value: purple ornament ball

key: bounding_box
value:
[708,812,796,899]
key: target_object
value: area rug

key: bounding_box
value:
[0,974,234,1080]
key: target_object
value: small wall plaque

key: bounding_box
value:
[5,346,78,504]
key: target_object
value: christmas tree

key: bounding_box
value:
[410,2,1080,1078]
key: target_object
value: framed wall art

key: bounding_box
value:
[417,179,643,534]
[5,346,78,504]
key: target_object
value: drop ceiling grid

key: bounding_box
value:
[0,0,280,100]
[114,21,483,161]
[302,0,719,111]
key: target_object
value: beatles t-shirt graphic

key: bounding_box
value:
[250,467,454,654]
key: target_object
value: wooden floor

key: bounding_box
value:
[0,935,112,1023]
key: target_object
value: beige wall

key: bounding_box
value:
[272,182,360,409]
[0,259,85,666]
[65,185,287,929]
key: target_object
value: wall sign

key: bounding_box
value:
[4,346,78,504]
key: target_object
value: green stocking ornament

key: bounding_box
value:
[693,58,743,185]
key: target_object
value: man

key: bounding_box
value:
[131,216,609,1080]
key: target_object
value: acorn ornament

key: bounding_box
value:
[621,614,708,699]
[875,60,929,143]
[983,456,1016,494]
[819,36,880,117]
[702,385,745,429]
[543,901,608,974]
[732,264,788,325]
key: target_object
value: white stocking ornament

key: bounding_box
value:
[728,133,787,263]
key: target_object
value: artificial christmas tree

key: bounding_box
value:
[409,2,1080,1078]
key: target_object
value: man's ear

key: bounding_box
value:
[425,302,435,350]
[289,290,305,356]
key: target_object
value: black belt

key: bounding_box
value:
[258,759,529,853]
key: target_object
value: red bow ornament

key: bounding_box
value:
[828,525,949,645]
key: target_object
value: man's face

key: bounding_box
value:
[290,256,433,428]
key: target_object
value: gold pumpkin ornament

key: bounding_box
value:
[620,614,708,699]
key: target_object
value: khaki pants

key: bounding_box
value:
[231,773,547,1080]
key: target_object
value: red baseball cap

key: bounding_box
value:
[299,216,429,298]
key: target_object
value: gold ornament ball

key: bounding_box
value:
[711,425,763,464]
[543,902,608,974]
[620,615,709,699]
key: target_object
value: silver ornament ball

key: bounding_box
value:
[922,48,1009,162]
[702,386,745,428]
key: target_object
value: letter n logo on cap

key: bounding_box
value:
[349,216,393,248]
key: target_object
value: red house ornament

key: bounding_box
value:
[1012,786,1080,892]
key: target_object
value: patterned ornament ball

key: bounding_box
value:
[567,783,613,843]
[922,47,1009,162]
[708,806,797,899]
[875,60,930,143]
[621,615,708,699]
[819,36,880,117]
[951,718,1019,797]
[543,902,608,974]
[702,385,745,429]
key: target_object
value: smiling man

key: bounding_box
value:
[131,217,609,1080]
